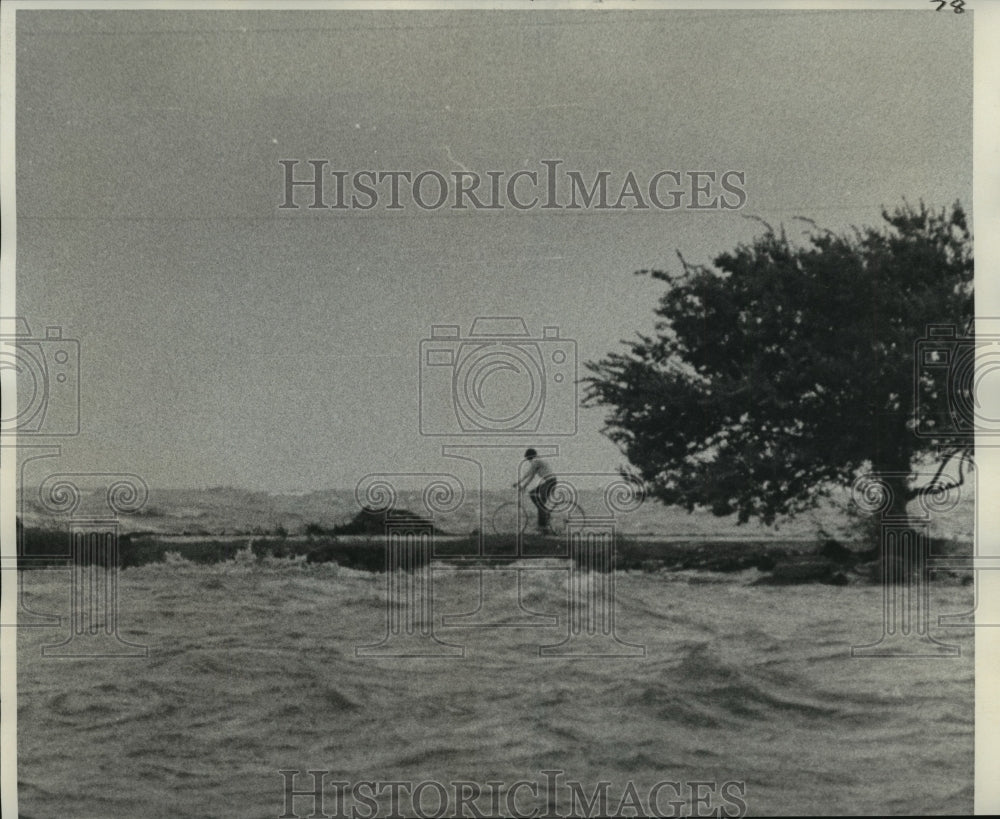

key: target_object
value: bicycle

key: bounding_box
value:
[491,485,586,536]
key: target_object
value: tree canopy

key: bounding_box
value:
[584,202,973,524]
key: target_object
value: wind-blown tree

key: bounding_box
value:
[584,202,973,525]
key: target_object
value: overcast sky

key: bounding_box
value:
[13,8,972,491]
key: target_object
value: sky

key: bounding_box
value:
[11,7,973,491]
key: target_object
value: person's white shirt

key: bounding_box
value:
[518,457,554,489]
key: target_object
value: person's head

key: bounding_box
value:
[524,448,537,460]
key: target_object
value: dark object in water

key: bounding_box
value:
[332,506,440,536]
[305,541,429,572]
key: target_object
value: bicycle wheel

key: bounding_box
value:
[548,503,587,536]
[491,501,530,534]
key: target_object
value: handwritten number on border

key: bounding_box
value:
[931,0,966,13]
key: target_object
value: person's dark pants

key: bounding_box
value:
[530,477,557,529]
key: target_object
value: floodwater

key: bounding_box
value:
[16,558,973,817]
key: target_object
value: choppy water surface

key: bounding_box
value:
[17,560,973,817]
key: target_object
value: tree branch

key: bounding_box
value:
[912,446,972,497]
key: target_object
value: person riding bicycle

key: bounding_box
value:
[513,448,557,533]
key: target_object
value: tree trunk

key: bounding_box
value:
[871,468,916,583]
[883,471,911,521]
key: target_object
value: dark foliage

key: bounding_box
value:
[331,506,441,536]
[584,202,973,524]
